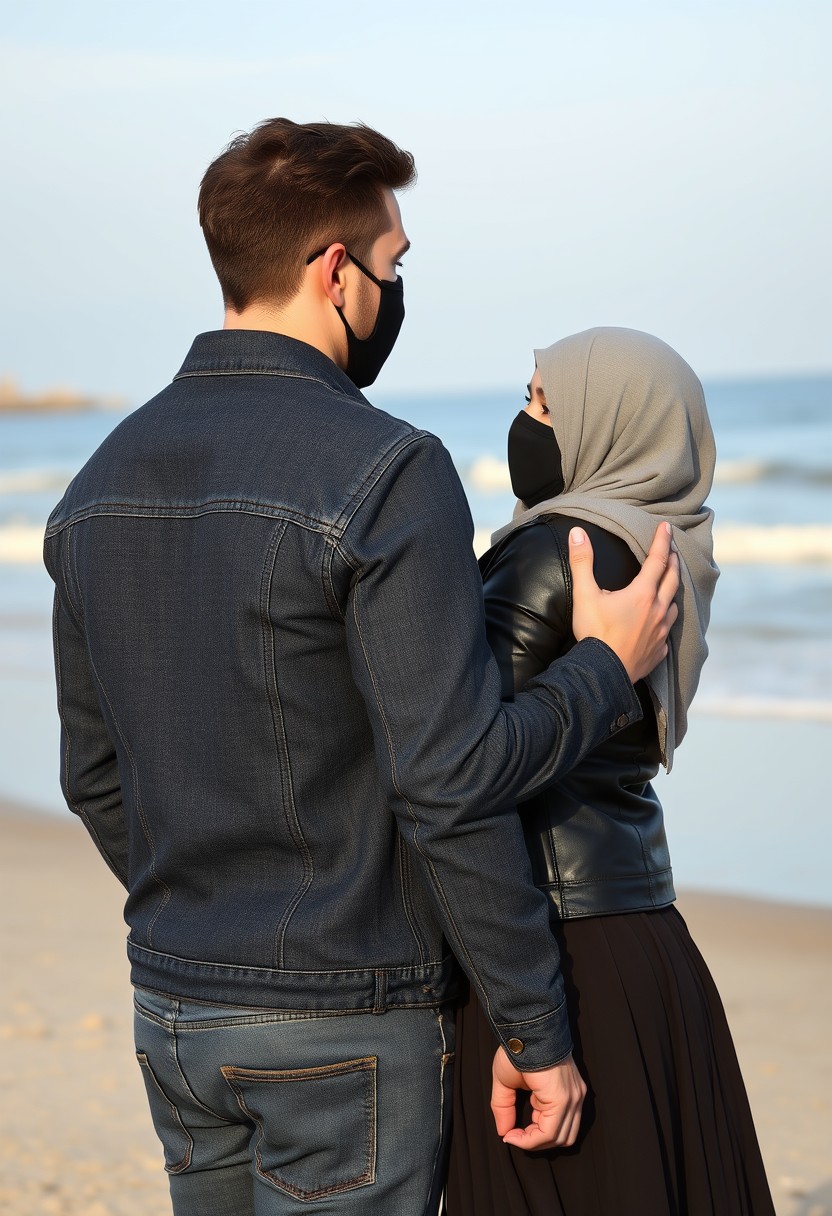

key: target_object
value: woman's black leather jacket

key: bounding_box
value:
[481,513,675,919]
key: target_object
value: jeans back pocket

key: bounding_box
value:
[221,1056,377,1201]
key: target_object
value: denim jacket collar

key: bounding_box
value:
[174,329,365,400]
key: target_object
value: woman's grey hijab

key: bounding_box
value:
[493,327,719,770]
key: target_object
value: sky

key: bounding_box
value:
[1,0,829,402]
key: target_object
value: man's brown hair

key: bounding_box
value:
[198,118,416,312]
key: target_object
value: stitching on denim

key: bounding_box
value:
[321,537,345,623]
[348,579,493,1017]
[171,367,376,418]
[45,499,335,538]
[423,1010,451,1214]
[222,1057,376,1082]
[134,999,174,1030]
[143,1000,451,1026]
[135,1052,193,1173]
[161,1010,359,1031]
[43,432,431,544]
[332,430,432,562]
[169,1016,229,1122]
[69,534,171,942]
[220,1058,376,1199]
[257,521,314,968]
[133,990,387,1024]
[397,837,427,963]
[347,583,433,972]
[172,369,329,386]
[128,939,452,976]
[493,997,567,1031]
[59,530,83,628]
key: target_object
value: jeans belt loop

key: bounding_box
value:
[372,969,388,1015]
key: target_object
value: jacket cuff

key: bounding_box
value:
[573,637,643,734]
[493,998,573,1072]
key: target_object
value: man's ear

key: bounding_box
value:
[315,244,348,309]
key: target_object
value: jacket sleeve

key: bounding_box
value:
[481,522,573,699]
[44,530,129,887]
[337,434,640,1069]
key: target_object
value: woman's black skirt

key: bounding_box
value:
[446,906,775,1215]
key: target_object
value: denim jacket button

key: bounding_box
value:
[507,1037,525,1054]
[614,713,629,730]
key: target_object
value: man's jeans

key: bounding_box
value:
[133,987,455,1215]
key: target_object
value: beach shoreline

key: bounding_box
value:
[1,798,830,1214]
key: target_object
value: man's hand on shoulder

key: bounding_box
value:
[568,521,680,684]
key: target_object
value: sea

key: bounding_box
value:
[1,373,830,905]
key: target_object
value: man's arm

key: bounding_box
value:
[44,530,129,887]
[337,433,645,1070]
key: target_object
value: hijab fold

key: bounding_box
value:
[493,327,719,770]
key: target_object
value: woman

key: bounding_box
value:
[446,328,774,1215]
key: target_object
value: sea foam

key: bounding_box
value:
[467,455,832,492]
[472,522,832,565]
[714,524,832,565]
[692,696,832,723]
[0,524,45,564]
[0,469,72,495]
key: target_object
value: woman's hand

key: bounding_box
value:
[491,1046,587,1150]
[569,521,680,684]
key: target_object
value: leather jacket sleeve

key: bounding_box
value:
[480,517,670,921]
[479,520,573,699]
[481,515,645,698]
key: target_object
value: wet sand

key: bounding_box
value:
[1,800,830,1215]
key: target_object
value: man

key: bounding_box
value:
[44,118,678,1215]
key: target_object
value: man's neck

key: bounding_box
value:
[222,302,341,368]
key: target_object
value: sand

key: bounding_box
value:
[2,800,830,1216]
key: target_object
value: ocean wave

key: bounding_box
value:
[712,459,770,485]
[714,460,832,488]
[467,455,512,493]
[474,522,832,565]
[692,696,832,723]
[466,455,832,493]
[0,524,44,564]
[0,468,72,495]
[713,524,832,565]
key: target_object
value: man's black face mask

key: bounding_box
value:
[307,248,405,389]
[507,410,564,507]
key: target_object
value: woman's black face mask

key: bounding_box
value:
[507,410,564,507]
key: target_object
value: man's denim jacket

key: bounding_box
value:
[44,331,640,1070]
